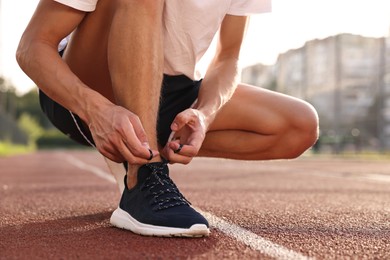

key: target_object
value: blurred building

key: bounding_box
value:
[243,33,390,151]
[242,63,274,89]
[382,36,390,150]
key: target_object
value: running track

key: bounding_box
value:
[1,150,389,259]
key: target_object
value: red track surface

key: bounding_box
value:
[1,150,390,259]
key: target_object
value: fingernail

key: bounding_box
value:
[171,123,178,130]
[142,142,150,148]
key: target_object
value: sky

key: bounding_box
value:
[1,0,390,95]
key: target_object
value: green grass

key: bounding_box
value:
[0,141,34,157]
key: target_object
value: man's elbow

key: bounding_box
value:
[15,35,37,73]
[15,39,29,71]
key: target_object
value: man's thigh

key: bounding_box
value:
[208,83,317,134]
[198,83,318,160]
[62,0,118,102]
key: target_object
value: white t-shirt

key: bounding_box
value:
[54,0,271,80]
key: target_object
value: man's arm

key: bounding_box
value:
[195,15,248,127]
[16,0,97,122]
[16,0,157,164]
[165,15,249,163]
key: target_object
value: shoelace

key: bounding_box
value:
[141,163,191,211]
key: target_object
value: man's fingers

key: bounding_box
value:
[171,111,193,132]
[164,141,198,164]
[130,116,150,146]
[120,119,159,160]
[165,146,192,165]
[123,140,160,162]
[100,148,125,163]
[169,142,198,157]
[118,141,156,165]
[173,144,184,154]
[89,106,161,163]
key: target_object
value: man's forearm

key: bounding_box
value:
[16,41,112,124]
[195,56,241,128]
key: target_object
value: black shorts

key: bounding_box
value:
[39,74,201,147]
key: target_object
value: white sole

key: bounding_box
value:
[110,207,210,237]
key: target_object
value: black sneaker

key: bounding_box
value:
[110,162,210,237]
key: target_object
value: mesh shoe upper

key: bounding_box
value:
[119,162,209,229]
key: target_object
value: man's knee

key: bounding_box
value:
[286,102,319,158]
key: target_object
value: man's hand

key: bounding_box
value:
[88,104,159,164]
[163,108,208,164]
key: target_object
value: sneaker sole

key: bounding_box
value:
[110,207,210,237]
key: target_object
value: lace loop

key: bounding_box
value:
[143,163,191,211]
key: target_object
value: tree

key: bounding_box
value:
[16,89,52,128]
[18,113,44,145]
[0,78,18,117]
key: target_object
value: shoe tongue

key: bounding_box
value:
[138,162,189,210]
[137,162,168,183]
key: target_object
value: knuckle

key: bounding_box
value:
[102,151,121,163]
[123,152,144,165]
[96,144,107,154]
[134,158,148,165]
[130,146,145,156]
[176,113,185,122]
[127,157,147,165]
[102,141,115,152]
[112,157,124,163]
[137,131,148,141]
[128,113,140,123]
[173,155,192,165]
[183,158,192,165]
[187,150,197,157]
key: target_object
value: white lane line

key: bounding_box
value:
[357,173,390,183]
[65,155,116,184]
[66,154,312,260]
[199,211,312,260]
[309,171,390,184]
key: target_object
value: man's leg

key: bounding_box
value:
[199,83,319,160]
[63,0,164,188]
[61,0,209,236]
[106,0,164,187]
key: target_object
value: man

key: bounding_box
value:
[16,0,319,237]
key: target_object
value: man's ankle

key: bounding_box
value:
[148,154,162,163]
[126,157,164,189]
[126,170,138,190]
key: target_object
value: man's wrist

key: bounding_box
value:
[77,86,113,125]
[196,107,216,130]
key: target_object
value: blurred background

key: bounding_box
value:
[1,0,390,156]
